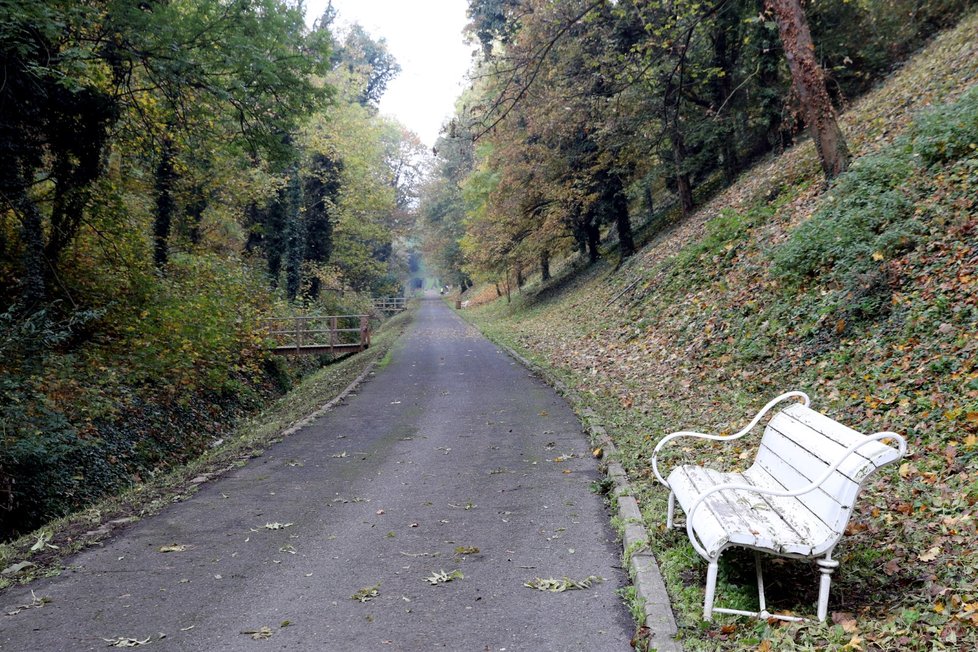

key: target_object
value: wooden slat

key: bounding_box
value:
[666,404,903,566]
[782,404,901,467]
[670,466,827,557]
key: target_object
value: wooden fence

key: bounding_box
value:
[372,297,407,313]
[262,315,370,355]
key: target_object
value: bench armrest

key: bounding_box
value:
[683,431,906,558]
[651,391,811,488]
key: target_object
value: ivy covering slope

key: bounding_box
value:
[466,11,978,651]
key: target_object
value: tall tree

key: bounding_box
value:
[764,0,850,179]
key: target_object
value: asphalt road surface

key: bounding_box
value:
[0,297,634,651]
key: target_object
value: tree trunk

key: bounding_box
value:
[153,134,176,270]
[540,249,551,281]
[184,183,207,246]
[711,1,742,184]
[613,194,635,259]
[672,130,694,217]
[765,0,850,179]
[18,193,47,307]
[516,264,525,289]
[585,222,601,263]
[644,183,655,220]
[284,166,304,302]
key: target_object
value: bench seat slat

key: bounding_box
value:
[668,465,836,558]
[764,414,871,484]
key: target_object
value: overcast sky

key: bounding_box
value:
[305,0,474,148]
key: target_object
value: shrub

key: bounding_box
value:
[127,253,272,394]
[771,150,917,285]
[911,84,978,166]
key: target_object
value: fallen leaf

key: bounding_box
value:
[424,569,463,585]
[158,544,188,553]
[351,584,380,602]
[833,612,859,633]
[1,561,34,576]
[241,626,273,640]
[102,636,152,648]
[523,575,602,592]
[919,546,941,562]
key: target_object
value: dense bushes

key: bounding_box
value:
[0,251,353,539]
[772,84,978,309]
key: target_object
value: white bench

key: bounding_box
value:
[651,391,906,622]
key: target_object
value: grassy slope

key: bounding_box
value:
[0,310,412,591]
[466,12,978,651]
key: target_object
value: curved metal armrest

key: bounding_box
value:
[650,391,811,488]
[683,431,906,559]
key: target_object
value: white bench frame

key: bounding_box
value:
[651,391,906,622]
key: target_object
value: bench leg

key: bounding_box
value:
[816,553,839,622]
[667,491,676,528]
[703,559,719,621]
[754,551,767,616]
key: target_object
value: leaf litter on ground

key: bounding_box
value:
[524,576,604,592]
[424,569,463,585]
[351,584,380,602]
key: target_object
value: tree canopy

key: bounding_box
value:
[420,0,971,292]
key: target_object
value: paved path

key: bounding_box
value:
[0,297,634,651]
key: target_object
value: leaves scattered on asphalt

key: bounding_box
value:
[424,569,463,585]
[524,576,603,592]
[241,626,273,640]
[5,590,50,616]
[351,584,380,602]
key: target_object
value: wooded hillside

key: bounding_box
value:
[0,1,423,539]
[455,4,978,650]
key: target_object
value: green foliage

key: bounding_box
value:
[0,305,121,538]
[669,206,772,287]
[772,150,918,285]
[129,253,271,394]
[773,86,978,317]
[910,84,978,165]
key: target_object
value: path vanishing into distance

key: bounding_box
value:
[0,297,634,651]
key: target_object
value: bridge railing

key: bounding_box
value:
[261,315,370,355]
[372,297,407,313]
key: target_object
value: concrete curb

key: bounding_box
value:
[493,343,683,652]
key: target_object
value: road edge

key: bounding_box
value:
[490,341,683,652]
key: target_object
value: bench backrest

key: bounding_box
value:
[752,403,903,536]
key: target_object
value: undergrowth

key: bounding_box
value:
[0,308,411,590]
